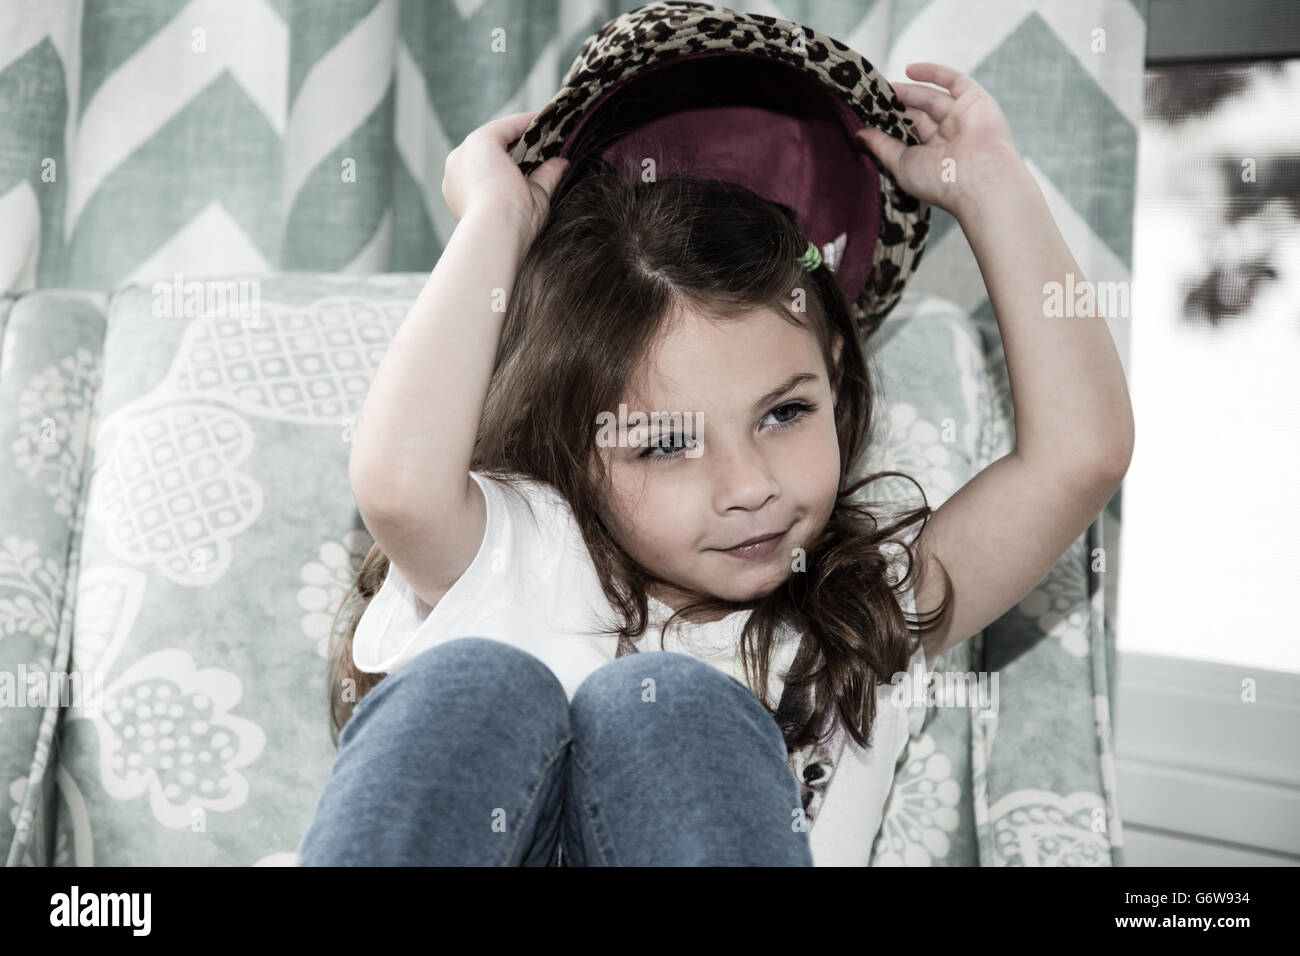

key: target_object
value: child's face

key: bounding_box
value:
[594,305,843,618]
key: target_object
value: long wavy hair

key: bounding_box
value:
[324,148,953,752]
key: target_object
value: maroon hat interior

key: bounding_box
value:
[559,50,881,312]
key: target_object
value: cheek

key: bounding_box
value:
[604,474,669,549]
[790,415,841,480]
[791,420,842,523]
[619,484,682,551]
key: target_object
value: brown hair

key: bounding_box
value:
[325,149,953,752]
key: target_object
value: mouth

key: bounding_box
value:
[714,526,792,559]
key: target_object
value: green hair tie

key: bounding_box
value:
[799,240,823,271]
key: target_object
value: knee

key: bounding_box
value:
[570,652,782,759]
[345,637,569,743]
[397,636,564,697]
[572,650,745,716]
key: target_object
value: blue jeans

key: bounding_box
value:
[297,636,813,866]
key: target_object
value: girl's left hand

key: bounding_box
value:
[857,62,1022,221]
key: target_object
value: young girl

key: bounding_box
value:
[298,63,1134,867]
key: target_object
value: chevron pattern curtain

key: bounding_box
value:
[0,0,1147,866]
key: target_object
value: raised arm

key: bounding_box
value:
[348,112,568,606]
[860,64,1135,662]
[349,203,531,520]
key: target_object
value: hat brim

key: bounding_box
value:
[510,0,929,337]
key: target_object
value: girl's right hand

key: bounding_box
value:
[442,111,571,237]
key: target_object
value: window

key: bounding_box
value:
[1120,1,1300,674]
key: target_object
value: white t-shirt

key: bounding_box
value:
[352,470,932,866]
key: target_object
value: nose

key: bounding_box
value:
[710,435,779,512]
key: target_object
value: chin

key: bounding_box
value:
[714,566,790,603]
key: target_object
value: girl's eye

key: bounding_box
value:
[640,432,702,464]
[763,400,814,431]
[639,401,815,464]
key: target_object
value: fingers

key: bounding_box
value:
[492,110,539,128]
[856,125,906,177]
[859,62,968,169]
[904,62,979,99]
[527,156,571,199]
[902,105,938,142]
[893,81,955,127]
[481,110,540,146]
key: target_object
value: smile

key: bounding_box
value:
[714,527,791,560]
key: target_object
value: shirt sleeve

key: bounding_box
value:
[350,471,556,675]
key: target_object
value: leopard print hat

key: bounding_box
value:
[509,0,930,339]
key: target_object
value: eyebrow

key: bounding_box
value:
[619,371,821,448]
[633,373,820,423]
[751,372,819,413]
